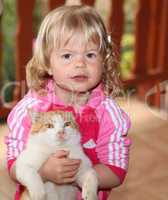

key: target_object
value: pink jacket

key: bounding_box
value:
[6,80,131,200]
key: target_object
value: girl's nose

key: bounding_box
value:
[75,54,86,68]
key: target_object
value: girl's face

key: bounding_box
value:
[49,34,103,96]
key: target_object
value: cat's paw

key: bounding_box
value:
[82,186,98,200]
[28,185,45,200]
[81,170,98,200]
[29,191,45,200]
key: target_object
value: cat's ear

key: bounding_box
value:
[64,112,79,130]
[48,68,52,75]
[27,108,39,123]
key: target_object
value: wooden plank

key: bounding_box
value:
[0,106,13,119]
[149,0,168,107]
[133,0,150,76]
[133,0,152,103]
[108,0,124,53]
[123,72,168,86]
[157,0,168,73]
[0,0,3,15]
[48,0,65,10]
[0,1,4,116]
[146,0,162,73]
[124,73,168,107]
[14,0,35,101]
[0,7,2,89]
[81,0,95,6]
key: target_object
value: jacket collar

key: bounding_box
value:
[30,79,105,110]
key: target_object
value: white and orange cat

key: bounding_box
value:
[15,109,98,200]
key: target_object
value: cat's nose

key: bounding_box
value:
[58,130,65,140]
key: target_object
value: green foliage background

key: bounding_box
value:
[2,0,42,101]
[2,0,16,82]
[120,0,137,78]
[2,1,16,101]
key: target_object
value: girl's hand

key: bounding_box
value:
[39,150,81,184]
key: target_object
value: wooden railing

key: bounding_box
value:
[0,0,168,118]
[130,0,168,107]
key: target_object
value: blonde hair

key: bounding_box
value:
[26,5,122,97]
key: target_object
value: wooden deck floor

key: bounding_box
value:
[1,98,168,200]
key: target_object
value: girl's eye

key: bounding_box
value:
[86,52,97,59]
[61,53,72,59]
[46,123,54,128]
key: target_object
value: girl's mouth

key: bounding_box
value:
[71,75,88,82]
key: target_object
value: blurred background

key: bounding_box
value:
[0,0,168,199]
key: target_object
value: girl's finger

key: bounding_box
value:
[62,169,78,179]
[62,176,76,184]
[62,164,79,173]
[62,158,81,166]
[52,150,69,158]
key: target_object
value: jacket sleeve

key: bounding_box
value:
[96,98,131,183]
[5,96,36,171]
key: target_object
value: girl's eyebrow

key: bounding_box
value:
[86,48,99,51]
[58,48,99,52]
[58,49,73,53]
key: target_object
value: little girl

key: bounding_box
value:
[6,5,131,200]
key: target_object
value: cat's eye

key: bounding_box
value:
[64,121,71,127]
[45,123,54,128]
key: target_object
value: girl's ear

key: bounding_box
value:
[27,108,39,123]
